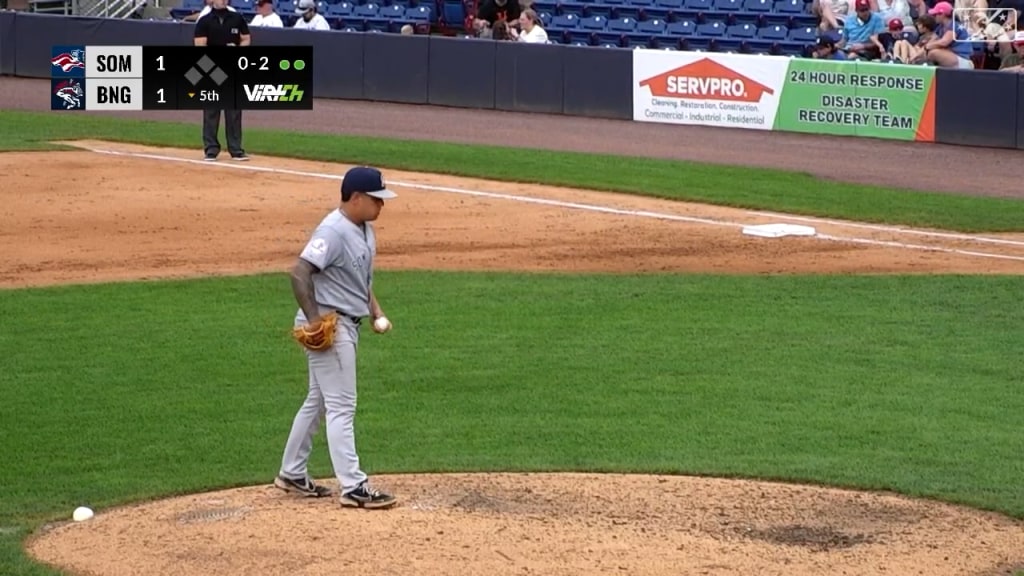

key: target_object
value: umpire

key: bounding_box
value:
[193,0,250,161]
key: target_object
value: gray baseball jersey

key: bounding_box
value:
[298,208,376,319]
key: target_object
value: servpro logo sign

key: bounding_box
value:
[632,52,788,130]
[638,58,775,103]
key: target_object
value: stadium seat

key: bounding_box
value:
[327,1,354,15]
[684,35,712,49]
[559,0,588,17]
[684,0,712,10]
[637,17,667,33]
[353,2,379,16]
[696,19,726,34]
[757,23,787,39]
[594,16,634,43]
[377,3,404,17]
[405,4,431,20]
[531,0,556,12]
[548,13,581,30]
[774,0,802,12]
[727,22,756,37]
[713,0,742,10]
[585,2,613,17]
[788,25,816,42]
[580,14,607,29]
[440,0,464,27]
[743,0,771,11]
[665,18,695,34]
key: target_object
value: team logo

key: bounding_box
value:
[51,46,86,77]
[51,79,85,111]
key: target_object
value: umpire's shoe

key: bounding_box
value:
[341,481,398,510]
[274,474,332,498]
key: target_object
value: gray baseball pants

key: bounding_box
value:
[279,313,367,493]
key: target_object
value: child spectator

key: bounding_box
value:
[893,14,939,61]
[811,29,850,57]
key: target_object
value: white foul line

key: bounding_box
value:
[84,147,1024,264]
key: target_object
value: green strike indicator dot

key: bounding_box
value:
[279,60,290,71]
[293,60,306,71]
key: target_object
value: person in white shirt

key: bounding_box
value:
[510,8,548,42]
[293,0,331,30]
[250,0,284,26]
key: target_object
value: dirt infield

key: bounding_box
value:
[2,141,1024,290]
[7,140,1024,576]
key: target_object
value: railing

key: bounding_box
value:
[72,0,145,18]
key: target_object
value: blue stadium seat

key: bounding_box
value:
[684,0,711,10]
[644,0,679,19]
[684,35,712,49]
[440,0,464,27]
[548,13,581,29]
[595,15,634,43]
[757,23,787,39]
[653,33,682,47]
[637,16,667,33]
[377,3,404,17]
[727,22,756,37]
[538,10,553,25]
[665,18,695,34]
[788,24,816,42]
[699,10,729,25]
[353,2,379,16]
[405,4,431,20]
[584,2,613,17]
[713,0,742,10]
[328,1,354,15]
[559,0,588,17]
[614,3,642,19]
[790,13,818,28]
[696,19,726,34]
[580,14,607,28]
[743,0,771,11]
[626,33,653,46]
[531,0,556,13]
[774,0,802,12]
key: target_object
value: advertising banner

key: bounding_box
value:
[773,60,936,141]
[633,51,936,142]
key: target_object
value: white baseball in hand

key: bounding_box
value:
[373,316,392,333]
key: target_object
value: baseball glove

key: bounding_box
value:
[292,311,339,351]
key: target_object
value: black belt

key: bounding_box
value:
[336,312,363,325]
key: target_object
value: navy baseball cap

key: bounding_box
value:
[341,166,398,200]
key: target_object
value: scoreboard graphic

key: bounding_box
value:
[49,45,313,111]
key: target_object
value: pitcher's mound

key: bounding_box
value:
[25,473,1024,576]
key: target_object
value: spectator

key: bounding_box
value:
[492,19,512,39]
[880,16,920,56]
[293,0,330,29]
[893,13,939,61]
[401,23,414,34]
[924,0,976,67]
[250,0,283,26]
[999,30,1024,68]
[843,0,887,58]
[812,0,851,31]
[811,29,850,57]
[509,8,548,42]
[476,0,522,25]
[954,0,989,36]
[877,0,913,25]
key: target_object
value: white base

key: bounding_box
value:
[741,223,817,238]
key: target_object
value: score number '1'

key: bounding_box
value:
[146,55,270,105]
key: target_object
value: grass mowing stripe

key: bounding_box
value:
[0,110,1021,232]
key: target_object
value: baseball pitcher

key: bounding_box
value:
[275,166,398,510]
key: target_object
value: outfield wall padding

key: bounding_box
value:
[363,32,430,105]
[0,11,15,76]
[3,13,1024,152]
[934,67,1019,149]
[1018,74,1024,151]
[494,41,565,115]
[427,35,496,110]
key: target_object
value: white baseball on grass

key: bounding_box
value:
[73,506,94,522]
[374,316,391,332]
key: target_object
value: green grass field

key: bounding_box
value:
[1,111,1023,575]
[2,109,1023,232]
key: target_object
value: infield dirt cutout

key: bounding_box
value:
[8,142,1024,576]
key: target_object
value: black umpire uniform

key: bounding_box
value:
[193,2,250,161]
